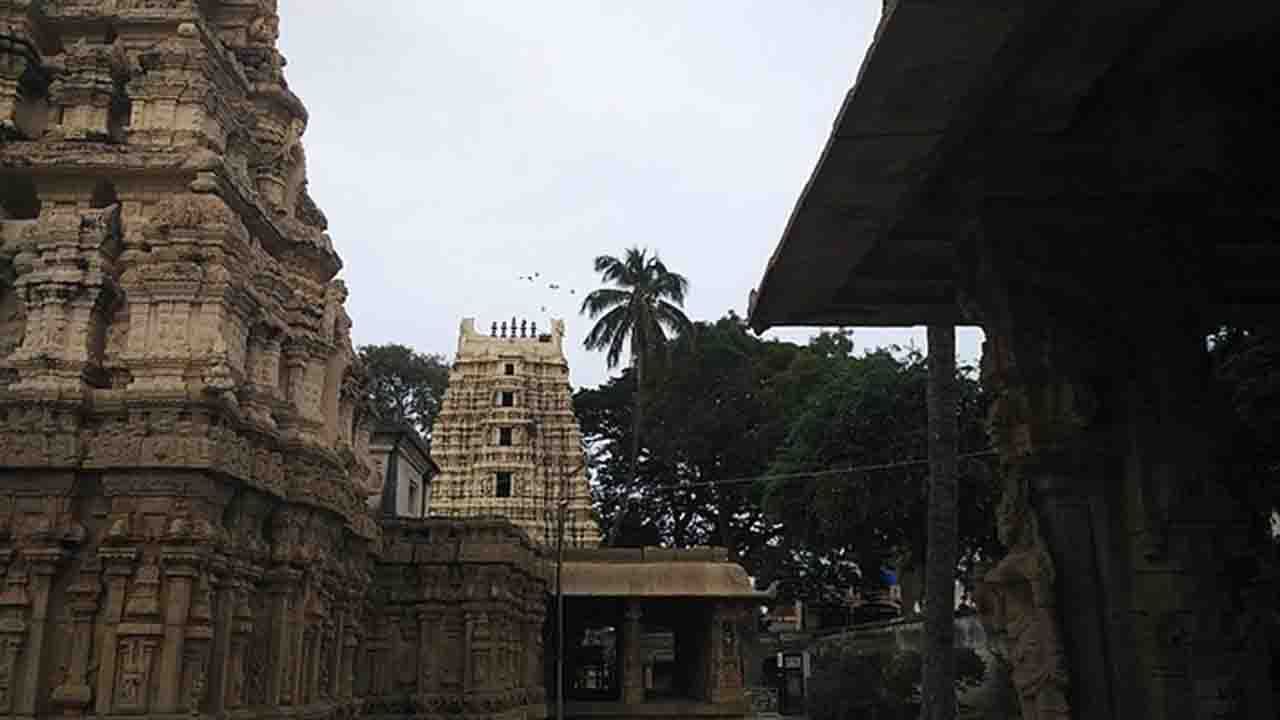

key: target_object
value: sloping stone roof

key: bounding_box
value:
[561,547,772,599]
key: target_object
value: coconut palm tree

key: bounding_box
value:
[580,247,693,480]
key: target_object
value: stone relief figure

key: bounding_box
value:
[977,478,1071,720]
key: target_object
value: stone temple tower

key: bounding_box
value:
[430,317,601,547]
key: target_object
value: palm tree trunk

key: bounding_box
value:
[922,325,957,720]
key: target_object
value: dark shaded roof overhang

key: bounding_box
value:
[749,1,1280,331]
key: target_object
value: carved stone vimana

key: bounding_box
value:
[0,3,549,720]
[430,318,601,548]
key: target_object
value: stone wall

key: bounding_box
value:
[361,519,549,720]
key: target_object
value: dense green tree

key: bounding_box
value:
[807,645,986,720]
[758,340,999,604]
[357,343,450,437]
[576,316,799,557]
[575,317,1001,600]
[579,247,693,480]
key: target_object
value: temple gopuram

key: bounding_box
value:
[750,2,1280,718]
[430,318,600,548]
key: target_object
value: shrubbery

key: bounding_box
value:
[807,644,985,720]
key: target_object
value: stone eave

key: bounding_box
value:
[748,1,1033,331]
[0,141,201,174]
[0,390,379,541]
[560,560,770,600]
[0,144,343,279]
[559,547,772,600]
[748,1,1280,331]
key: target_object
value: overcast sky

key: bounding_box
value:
[277,2,983,388]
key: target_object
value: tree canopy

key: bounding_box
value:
[580,247,693,371]
[580,247,694,483]
[357,343,450,437]
[573,315,1001,604]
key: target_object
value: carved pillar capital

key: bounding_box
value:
[18,546,69,576]
[160,547,205,576]
[99,545,141,573]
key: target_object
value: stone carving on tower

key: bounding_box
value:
[0,4,554,720]
[430,318,601,547]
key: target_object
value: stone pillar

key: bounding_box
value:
[339,611,358,701]
[622,600,644,705]
[181,572,215,713]
[263,568,301,706]
[305,601,324,704]
[206,562,235,717]
[462,611,478,692]
[15,547,65,717]
[226,574,257,710]
[50,559,102,715]
[288,589,306,705]
[329,602,346,700]
[155,545,201,713]
[94,546,139,715]
[708,604,745,705]
[0,555,29,716]
[416,605,433,696]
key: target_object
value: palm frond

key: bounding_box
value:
[654,299,693,337]
[652,270,690,305]
[584,305,630,352]
[582,246,692,371]
[580,288,631,318]
[593,254,630,286]
[605,312,635,368]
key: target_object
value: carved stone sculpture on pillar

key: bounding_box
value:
[977,477,1071,720]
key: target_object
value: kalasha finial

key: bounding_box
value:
[511,317,517,337]
[500,321,508,338]
[532,322,538,336]
[521,320,528,338]
[491,322,498,337]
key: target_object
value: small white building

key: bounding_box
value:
[368,421,437,518]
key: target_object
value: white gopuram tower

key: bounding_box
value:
[429,318,601,547]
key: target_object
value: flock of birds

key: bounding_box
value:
[516,271,583,314]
